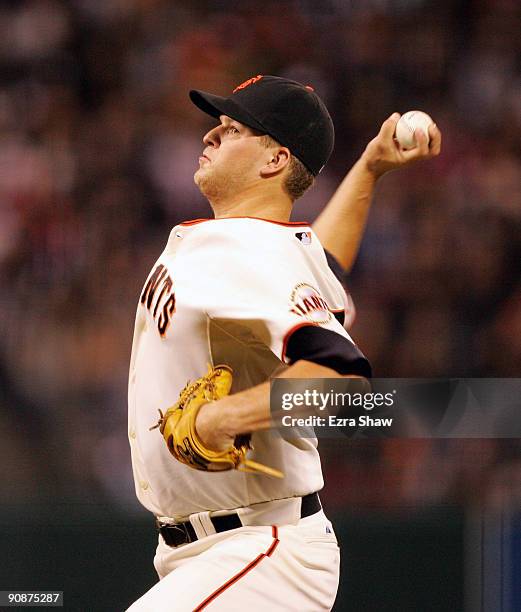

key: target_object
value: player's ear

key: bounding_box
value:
[259,147,290,177]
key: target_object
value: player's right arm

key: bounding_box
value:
[312,114,441,272]
[195,358,367,452]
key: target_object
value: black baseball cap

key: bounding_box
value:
[189,75,334,176]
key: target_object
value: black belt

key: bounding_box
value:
[157,492,321,548]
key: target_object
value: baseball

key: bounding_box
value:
[395,110,434,150]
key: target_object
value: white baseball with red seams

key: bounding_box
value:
[394,110,434,150]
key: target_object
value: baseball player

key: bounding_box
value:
[127,75,441,611]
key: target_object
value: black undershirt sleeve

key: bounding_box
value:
[324,249,345,284]
[285,325,372,378]
[324,249,346,326]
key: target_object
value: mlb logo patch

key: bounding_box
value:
[326,526,332,534]
[295,231,312,245]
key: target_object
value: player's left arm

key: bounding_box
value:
[195,359,365,452]
[312,114,442,273]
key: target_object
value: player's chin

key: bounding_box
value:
[193,168,204,185]
[194,168,211,193]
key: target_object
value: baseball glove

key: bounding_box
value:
[150,364,283,478]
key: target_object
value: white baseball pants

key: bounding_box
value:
[126,510,340,611]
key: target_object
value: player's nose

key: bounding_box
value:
[203,125,220,147]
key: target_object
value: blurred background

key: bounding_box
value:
[0,0,520,610]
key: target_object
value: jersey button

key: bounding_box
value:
[140,481,149,490]
[129,428,136,439]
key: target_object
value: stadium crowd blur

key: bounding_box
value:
[0,0,520,513]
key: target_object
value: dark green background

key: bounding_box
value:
[0,506,463,612]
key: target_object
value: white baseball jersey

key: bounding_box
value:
[128,217,355,520]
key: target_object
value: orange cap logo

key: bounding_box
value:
[233,75,263,93]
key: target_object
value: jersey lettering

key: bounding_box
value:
[158,294,176,336]
[290,283,332,324]
[311,295,328,310]
[141,264,177,337]
[141,264,167,308]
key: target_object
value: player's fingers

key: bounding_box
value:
[400,150,418,164]
[398,129,428,163]
[380,112,401,140]
[414,128,430,156]
[428,124,442,156]
[399,142,426,163]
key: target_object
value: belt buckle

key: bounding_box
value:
[171,522,193,544]
[157,519,193,545]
